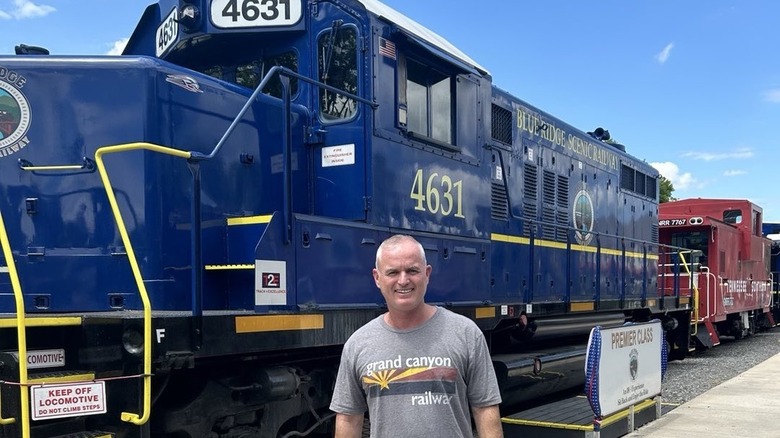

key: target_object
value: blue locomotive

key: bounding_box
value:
[0,0,691,436]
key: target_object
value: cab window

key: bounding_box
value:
[201,50,298,98]
[318,25,358,121]
[406,58,452,144]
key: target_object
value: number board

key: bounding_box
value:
[155,7,178,57]
[211,0,303,29]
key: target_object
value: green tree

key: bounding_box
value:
[659,175,675,203]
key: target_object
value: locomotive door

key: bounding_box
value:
[309,3,367,220]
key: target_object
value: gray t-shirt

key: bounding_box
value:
[330,307,502,437]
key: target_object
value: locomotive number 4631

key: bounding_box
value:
[211,0,302,28]
[410,169,465,218]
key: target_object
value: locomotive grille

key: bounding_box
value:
[491,182,509,220]
[523,163,538,236]
[542,170,556,240]
[621,164,635,191]
[491,104,513,145]
[556,176,570,241]
[621,164,658,200]
[646,175,658,199]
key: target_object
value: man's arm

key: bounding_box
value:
[334,412,364,438]
[472,405,503,438]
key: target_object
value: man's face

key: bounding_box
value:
[373,240,432,314]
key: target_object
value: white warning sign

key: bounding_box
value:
[31,381,107,421]
[321,144,355,167]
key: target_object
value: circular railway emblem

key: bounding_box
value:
[573,190,594,245]
[0,80,31,155]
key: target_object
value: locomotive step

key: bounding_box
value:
[502,395,675,438]
[48,432,115,438]
[26,370,96,384]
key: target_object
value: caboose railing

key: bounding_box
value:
[675,251,701,335]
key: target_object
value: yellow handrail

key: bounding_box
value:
[95,142,191,425]
[676,251,700,336]
[0,206,28,433]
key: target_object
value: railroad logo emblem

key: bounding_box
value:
[573,189,594,245]
[165,74,203,93]
[629,348,638,381]
[0,71,32,158]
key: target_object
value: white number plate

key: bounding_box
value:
[155,7,179,57]
[211,0,302,29]
[31,381,107,421]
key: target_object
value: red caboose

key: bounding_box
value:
[659,198,773,348]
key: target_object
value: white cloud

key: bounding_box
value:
[106,38,130,56]
[655,43,674,64]
[682,147,753,161]
[723,170,746,177]
[650,161,695,190]
[0,0,55,19]
[762,89,780,103]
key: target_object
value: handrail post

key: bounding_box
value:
[188,160,204,350]
[95,143,192,426]
[281,75,293,244]
[0,209,30,434]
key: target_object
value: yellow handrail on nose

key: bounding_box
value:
[95,142,192,425]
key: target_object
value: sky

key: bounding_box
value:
[3,0,780,220]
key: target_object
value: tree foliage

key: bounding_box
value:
[659,176,675,203]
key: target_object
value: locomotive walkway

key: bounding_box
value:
[625,351,780,437]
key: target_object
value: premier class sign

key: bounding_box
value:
[585,320,666,418]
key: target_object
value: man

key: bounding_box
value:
[330,234,503,438]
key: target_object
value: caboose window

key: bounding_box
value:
[406,58,453,144]
[723,209,743,225]
[318,25,358,122]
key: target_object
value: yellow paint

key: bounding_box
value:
[0,317,82,328]
[570,302,594,312]
[475,307,496,319]
[28,373,95,384]
[490,233,659,261]
[204,264,254,270]
[227,215,273,226]
[236,314,324,333]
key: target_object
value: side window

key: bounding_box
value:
[200,50,298,98]
[753,210,761,236]
[404,58,453,145]
[723,209,743,224]
[318,25,358,121]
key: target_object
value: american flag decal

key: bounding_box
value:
[379,37,396,60]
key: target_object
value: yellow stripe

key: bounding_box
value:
[0,317,82,328]
[227,215,273,226]
[491,233,659,260]
[205,264,254,270]
[501,417,591,431]
[679,297,690,305]
[646,299,656,307]
[490,233,530,245]
[475,307,496,319]
[570,302,594,312]
[236,315,324,333]
[501,397,658,430]
[28,373,95,384]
